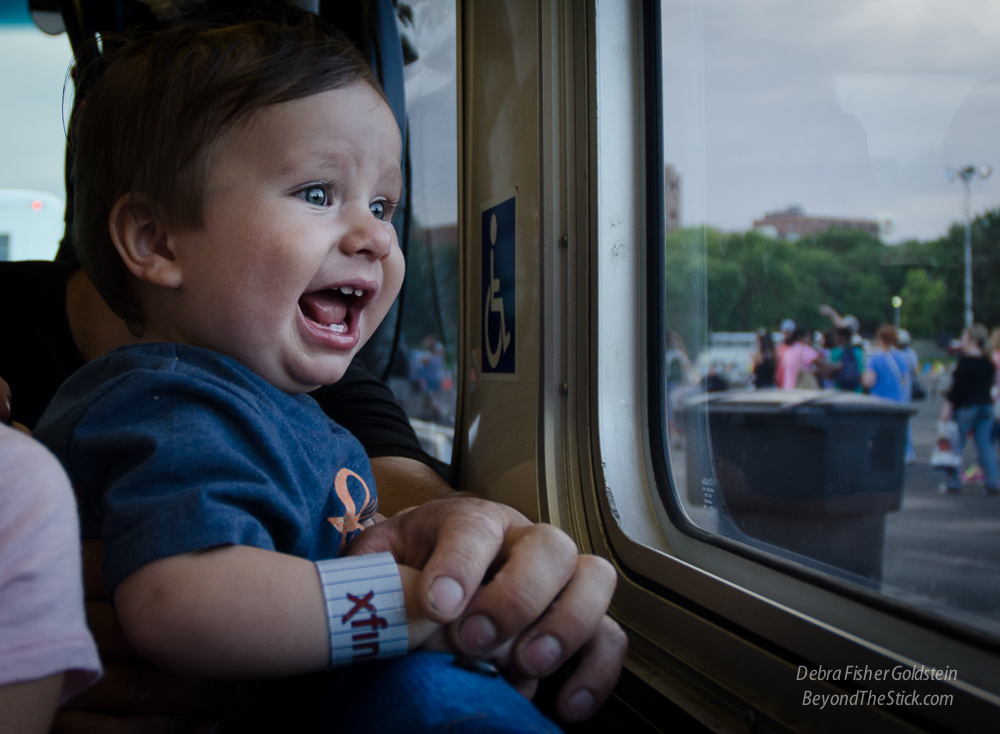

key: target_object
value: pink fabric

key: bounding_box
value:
[0,424,101,703]
[780,342,819,389]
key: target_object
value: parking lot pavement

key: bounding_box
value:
[882,390,1000,638]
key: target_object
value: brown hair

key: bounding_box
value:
[967,323,990,352]
[875,324,898,348]
[71,11,384,332]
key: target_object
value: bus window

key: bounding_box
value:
[587,2,999,727]
[362,0,458,464]
[655,0,1000,642]
[0,10,72,261]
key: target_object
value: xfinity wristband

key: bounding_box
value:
[315,552,408,667]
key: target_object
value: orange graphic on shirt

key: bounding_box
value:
[327,468,375,553]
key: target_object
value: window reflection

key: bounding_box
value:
[0,25,72,261]
[661,0,1000,637]
[394,0,458,462]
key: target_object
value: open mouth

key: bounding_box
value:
[298,284,375,339]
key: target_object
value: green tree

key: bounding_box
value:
[662,210,1000,343]
[899,268,947,337]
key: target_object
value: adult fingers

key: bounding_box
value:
[553,615,628,723]
[510,554,618,681]
[350,498,531,623]
[0,376,10,424]
[449,524,578,656]
[415,499,527,622]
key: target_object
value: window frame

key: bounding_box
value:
[573,1,1000,729]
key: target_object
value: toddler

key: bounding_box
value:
[35,13,441,677]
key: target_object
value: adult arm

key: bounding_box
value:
[818,304,846,328]
[371,455,469,516]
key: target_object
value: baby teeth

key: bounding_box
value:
[336,285,366,297]
[317,322,347,334]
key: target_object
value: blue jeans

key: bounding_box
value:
[948,404,1000,490]
[229,652,564,733]
[310,651,561,733]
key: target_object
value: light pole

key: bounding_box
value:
[947,164,992,329]
[892,295,902,330]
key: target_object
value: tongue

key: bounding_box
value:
[299,289,348,326]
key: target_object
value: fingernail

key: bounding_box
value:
[457,614,498,652]
[428,576,465,616]
[522,634,562,676]
[564,688,595,721]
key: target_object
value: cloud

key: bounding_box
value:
[662,0,1000,241]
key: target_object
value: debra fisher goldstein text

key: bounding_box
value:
[797,664,958,682]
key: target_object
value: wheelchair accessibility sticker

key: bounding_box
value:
[481,195,516,377]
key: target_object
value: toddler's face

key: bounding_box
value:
[162,83,404,392]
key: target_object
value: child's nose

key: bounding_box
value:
[339,205,394,261]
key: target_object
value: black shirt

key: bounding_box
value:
[0,260,436,470]
[947,355,996,409]
[753,357,776,388]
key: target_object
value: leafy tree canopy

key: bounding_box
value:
[664,208,1000,341]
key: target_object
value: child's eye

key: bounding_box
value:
[369,200,389,220]
[298,186,329,207]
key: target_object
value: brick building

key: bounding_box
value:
[753,205,878,241]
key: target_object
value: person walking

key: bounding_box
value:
[863,325,910,401]
[863,325,915,462]
[752,329,777,389]
[829,327,864,393]
[940,324,999,495]
[780,327,823,389]
[774,319,795,387]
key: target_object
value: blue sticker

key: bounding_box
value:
[481,196,516,375]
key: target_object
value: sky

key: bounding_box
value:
[661,0,1000,243]
[402,0,458,228]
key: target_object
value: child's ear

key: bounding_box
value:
[109,193,183,288]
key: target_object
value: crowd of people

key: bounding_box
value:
[749,307,1000,494]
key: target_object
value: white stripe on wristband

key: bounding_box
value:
[315,552,408,667]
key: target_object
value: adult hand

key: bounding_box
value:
[348,497,627,723]
[0,376,29,434]
[53,540,240,734]
[1,376,10,424]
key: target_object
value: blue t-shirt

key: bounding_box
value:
[867,349,910,402]
[35,343,378,598]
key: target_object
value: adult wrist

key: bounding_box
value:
[315,552,408,667]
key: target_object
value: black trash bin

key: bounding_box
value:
[681,389,915,582]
